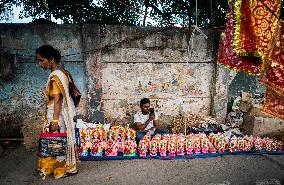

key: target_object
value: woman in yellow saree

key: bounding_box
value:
[36,45,78,179]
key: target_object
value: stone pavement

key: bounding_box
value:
[0,145,283,185]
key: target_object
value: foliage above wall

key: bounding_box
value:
[1,0,229,27]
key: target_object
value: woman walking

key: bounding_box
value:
[36,45,78,179]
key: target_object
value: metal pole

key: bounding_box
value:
[196,0,198,26]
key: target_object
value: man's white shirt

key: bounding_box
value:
[134,111,158,131]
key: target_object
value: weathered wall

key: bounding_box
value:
[98,26,218,126]
[0,24,87,137]
[0,24,229,137]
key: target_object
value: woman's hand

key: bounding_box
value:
[50,122,59,133]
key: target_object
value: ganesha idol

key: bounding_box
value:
[185,137,194,155]
[124,139,137,156]
[90,139,104,157]
[78,138,89,157]
[162,134,170,140]
[139,139,148,157]
[254,137,263,151]
[105,139,119,156]
[271,141,278,151]
[176,137,185,156]
[201,137,209,154]
[111,126,125,139]
[238,138,245,151]
[78,129,90,157]
[150,139,159,157]
[216,139,226,153]
[90,127,105,141]
[168,139,176,157]
[229,136,238,153]
[208,142,216,153]
[193,137,201,154]
[277,141,283,151]
[158,139,168,157]
[244,136,254,151]
[124,127,136,140]
[263,138,272,151]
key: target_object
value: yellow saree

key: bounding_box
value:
[38,70,78,179]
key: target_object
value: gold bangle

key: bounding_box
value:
[52,120,59,123]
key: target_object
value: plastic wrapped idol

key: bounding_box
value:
[168,134,177,157]
[89,126,105,157]
[143,133,151,148]
[266,138,273,151]
[123,127,137,156]
[162,134,171,140]
[262,137,272,151]
[229,136,238,153]
[254,137,263,151]
[90,126,105,141]
[149,134,161,157]
[244,135,254,151]
[176,134,185,156]
[158,139,168,157]
[208,133,217,148]
[111,126,125,153]
[237,137,245,151]
[138,133,151,157]
[200,133,209,154]
[78,128,90,157]
[221,136,229,153]
[185,134,194,155]
[124,139,137,156]
[214,135,228,153]
[193,135,201,154]
[208,141,216,153]
[138,139,148,157]
[105,130,119,156]
[111,126,125,141]
[124,127,136,140]
[276,141,283,151]
[152,134,161,141]
[90,139,104,157]
[271,140,278,151]
[160,133,170,156]
[208,133,218,145]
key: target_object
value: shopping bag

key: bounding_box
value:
[38,132,67,157]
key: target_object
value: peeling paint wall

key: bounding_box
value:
[1,24,231,137]
[99,26,218,127]
[0,24,87,137]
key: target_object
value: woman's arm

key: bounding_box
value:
[53,93,63,120]
[50,93,63,132]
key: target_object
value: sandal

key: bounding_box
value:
[60,171,78,179]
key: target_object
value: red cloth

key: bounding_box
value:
[218,0,261,74]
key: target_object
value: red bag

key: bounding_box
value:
[38,132,67,157]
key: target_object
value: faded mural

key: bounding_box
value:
[0,24,233,137]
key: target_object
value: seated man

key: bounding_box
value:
[134,98,167,140]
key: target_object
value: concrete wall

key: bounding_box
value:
[0,24,229,137]
[98,26,217,126]
[0,24,87,137]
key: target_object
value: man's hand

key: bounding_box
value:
[149,113,155,121]
[149,127,155,131]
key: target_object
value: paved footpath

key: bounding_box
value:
[0,146,283,185]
